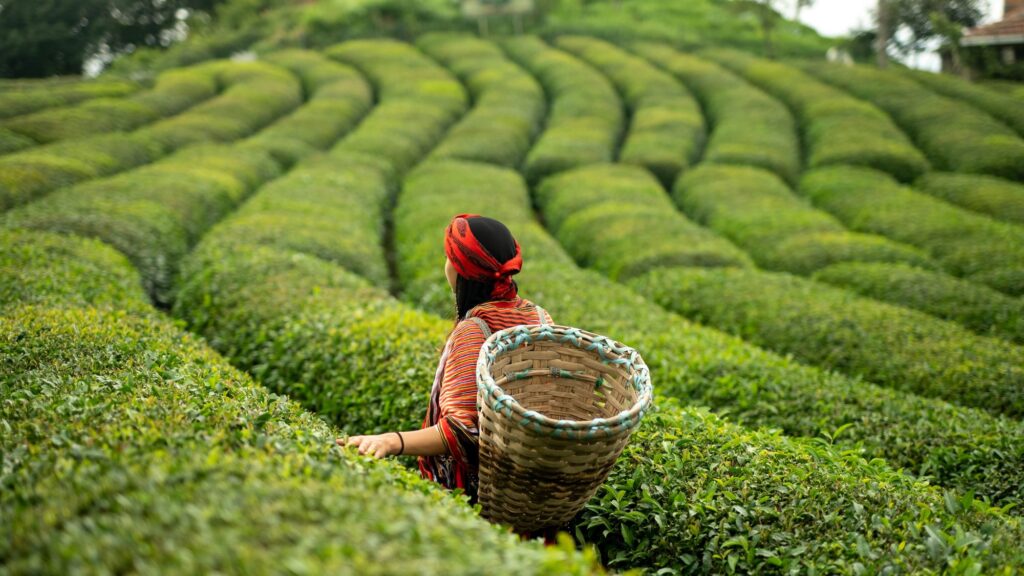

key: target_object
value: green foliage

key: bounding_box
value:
[418,34,545,168]
[535,164,752,280]
[11,64,222,147]
[394,159,1024,569]
[2,51,373,305]
[0,60,300,212]
[706,49,930,181]
[813,261,1024,344]
[909,69,1024,137]
[502,36,623,182]
[800,166,1024,296]
[630,266,1024,419]
[0,133,165,211]
[915,172,1024,227]
[541,0,832,59]
[0,241,600,575]
[0,228,150,316]
[137,60,304,150]
[633,42,801,184]
[3,145,279,305]
[242,50,374,166]
[557,35,705,185]
[0,0,228,78]
[0,78,140,120]
[674,164,934,274]
[327,39,469,175]
[804,62,1024,179]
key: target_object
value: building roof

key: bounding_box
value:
[962,7,1024,46]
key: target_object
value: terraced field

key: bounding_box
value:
[3,33,1024,574]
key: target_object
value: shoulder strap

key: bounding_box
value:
[467,316,492,339]
[535,304,548,325]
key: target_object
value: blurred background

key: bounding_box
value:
[0,0,1018,80]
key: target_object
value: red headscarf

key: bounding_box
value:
[444,214,522,300]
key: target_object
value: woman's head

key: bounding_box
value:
[444,214,522,320]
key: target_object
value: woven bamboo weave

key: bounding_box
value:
[476,324,653,532]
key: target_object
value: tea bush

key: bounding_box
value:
[557,36,705,185]
[915,172,1024,227]
[0,228,151,316]
[2,65,220,144]
[706,49,929,181]
[804,62,1024,179]
[398,159,1024,511]
[240,50,374,167]
[0,77,139,119]
[909,69,1024,137]
[418,34,545,168]
[0,60,301,211]
[501,36,623,182]
[633,43,800,184]
[3,51,369,304]
[675,163,933,274]
[800,166,1024,296]
[631,266,1024,418]
[327,39,468,175]
[534,164,752,280]
[813,261,1024,344]
[393,159,1024,570]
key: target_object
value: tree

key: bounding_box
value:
[793,0,815,22]
[0,0,226,77]
[730,0,783,58]
[875,0,985,68]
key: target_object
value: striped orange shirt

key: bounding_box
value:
[438,297,553,440]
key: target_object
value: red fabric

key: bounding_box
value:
[444,213,522,300]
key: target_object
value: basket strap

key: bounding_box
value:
[467,316,491,339]
[535,305,548,325]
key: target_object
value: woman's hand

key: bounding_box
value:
[339,433,401,459]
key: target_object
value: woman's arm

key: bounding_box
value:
[339,425,447,459]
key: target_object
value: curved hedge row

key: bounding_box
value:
[2,65,222,145]
[0,77,139,120]
[540,163,1024,418]
[418,33,545,168]
[632,42,800,185]
[675,163,933,275]
[394,159,1024,571]
[534,163,752,280]
[327,39,468,176]
[3,51,371,304]
[804,62,1024,179]
[800,166,1024,296]
[501,36,623,182]
[0,60,301,212]
[813,261,1024,344]
[0,231,597,575]
[915,172,1024,227]
[632,266,1024,418]
[706,49,929,181]
[556,35,704,185]
[909,69,1024,137]
[241,50,374,167]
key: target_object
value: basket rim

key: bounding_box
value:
[476,323,653,437]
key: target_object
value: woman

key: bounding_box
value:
[341,213,551,504]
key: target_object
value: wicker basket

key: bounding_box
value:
[475,324,653,532]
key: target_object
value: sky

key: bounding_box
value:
[797,0,1003,70]
[799,0,1003,37]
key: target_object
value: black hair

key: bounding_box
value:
[453,216,518,322]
